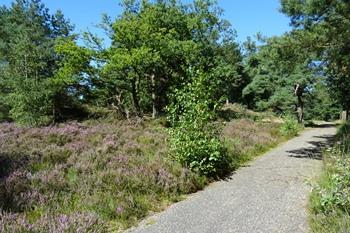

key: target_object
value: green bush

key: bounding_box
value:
[310,122,350,232]
[314,156,350,214]
[279,115,301,137]
[0,102,10,122]
[6,80,52,126]
[167,71,230,177]
[169,123,229,176]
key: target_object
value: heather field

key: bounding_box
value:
[0,0,348,232]
[223,119,283,168]
[0,117,286,232]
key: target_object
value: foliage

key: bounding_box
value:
[281,0,350,113]
[6,79,52,126]
[0,0,76,125]
[309,122,350,233]
[304,80,341,121]
[167,70,230,176]
[99,0,244,118]
[50,37,94,121]
[169,126,228,176]
[337,122,350,153]
[242,33,319,121]
[241,22,345,122]
[279,115,302,137]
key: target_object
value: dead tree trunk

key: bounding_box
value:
[112,92,129,120]
[296,95,304,123]
[294,83,304,123]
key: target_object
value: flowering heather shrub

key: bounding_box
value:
[223,119,280,149]
[0,119,206,230]
[222,119,282,167]
[0,211,107,233]
[0,118,284,230]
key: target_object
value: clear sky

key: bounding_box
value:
[1,0,291,44]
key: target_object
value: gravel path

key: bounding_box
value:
[128,124,336,233]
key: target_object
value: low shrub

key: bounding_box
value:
[309,122,350,233]
[337,121,350,153]
[0,106,291,231]
[222,119,282,168]
[0,211,108,233]
[167,71,230,177]
[279,115,302,137]
[218,103,265,121]
[0,120,206,230]
[169,122,230,176]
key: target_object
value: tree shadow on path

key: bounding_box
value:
[286,134,335,160]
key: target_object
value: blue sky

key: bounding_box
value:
[1,0,291,44]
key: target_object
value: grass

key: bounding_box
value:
[0,113,297,232]
[309,122,350,233]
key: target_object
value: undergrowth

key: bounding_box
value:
[279,115,303,137]
[222,118,286,169]
[0,114,293,231]
[0,119,206,232]
[309,122,350,233]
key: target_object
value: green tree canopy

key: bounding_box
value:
[99,0,244,118]
[0,0,76,125]
[281,0,350,113]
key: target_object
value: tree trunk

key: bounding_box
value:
[294,83,304,124]
[131,77,141,117]
[113,92,129,119]
[52,94,59,124]
[52,101,56,124]
[151,73,157,119]
[297,95,304,123]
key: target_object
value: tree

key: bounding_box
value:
[167,69,230,176]
[242,33,319,122]
[0,0,74,125]
[51,37,93,121]
[281,0,350,117]
[100,0,244,118]
[101,0,195,118]
[304,78,341,121]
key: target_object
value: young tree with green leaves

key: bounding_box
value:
[167,69,230,176]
